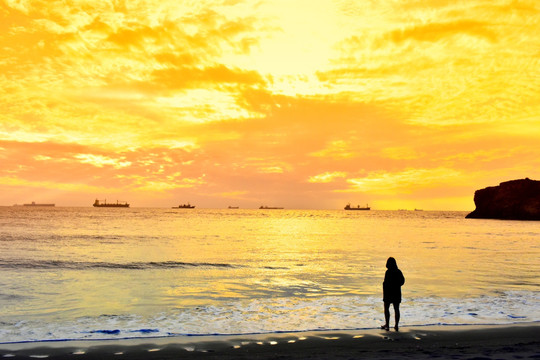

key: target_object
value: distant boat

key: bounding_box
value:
[23,202,55,207]
[93,199,129,208]
[344,203,370,210]
[172,203,195,209]
[414,208,423,211]
[259,205,284,209]
[228,206,239,209]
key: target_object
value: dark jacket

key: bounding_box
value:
[383,268,405,303]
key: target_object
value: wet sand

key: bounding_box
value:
[1,324,538,359]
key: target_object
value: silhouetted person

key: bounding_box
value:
[381,257,405,331]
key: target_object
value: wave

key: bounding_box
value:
[1,292,538,344]
[3,321,540,345]
[0,259,240,270]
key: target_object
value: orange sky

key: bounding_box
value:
[1,0,539,210]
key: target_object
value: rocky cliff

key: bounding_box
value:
[466,178,540,220]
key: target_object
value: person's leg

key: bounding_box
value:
[393,302,400,331]
[382,301,390,330]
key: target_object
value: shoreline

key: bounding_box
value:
[1,323,538,359]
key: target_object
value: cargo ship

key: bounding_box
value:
[344,203,370,210]
[172,203,195,209]
[93,199,129,207]
[259,205,284,209]
[22,202,55,207]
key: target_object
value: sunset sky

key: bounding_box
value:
[1,0,539,210]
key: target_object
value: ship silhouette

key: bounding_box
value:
[344,203,370,210]
[93,199,129,208]
[172,203,195,209]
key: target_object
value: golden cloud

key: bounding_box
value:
[308,171,347,184]
[309,140,357,159]
[381,147,422,161]
[1,0,539,208]
[74,154,132,169]
[343,168,462,194]
[386,20,497,44]
[0,175,111,193]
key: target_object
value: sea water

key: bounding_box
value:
[0,207,538,343]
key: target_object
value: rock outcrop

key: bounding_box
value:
[466,178,540,220]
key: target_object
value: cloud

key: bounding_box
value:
[1,0,540,208]
[343,167,462,195]
[386,20,497,44]
[0,140,205,193]
[121,174,207,192]
[309,140,358,159]
[3,0,30,14]
[308,171,347,184]
[381,147,422,160]
[258,166,284,174]
[150,64,266,91]
[74,154,132,169]
[0,176,111,193]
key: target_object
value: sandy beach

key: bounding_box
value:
[1,324,538,360]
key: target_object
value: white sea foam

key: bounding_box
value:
[0,291,538,343]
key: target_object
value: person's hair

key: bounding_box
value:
[386,257,398,270]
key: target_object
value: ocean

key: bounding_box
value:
[0,207,538,344]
